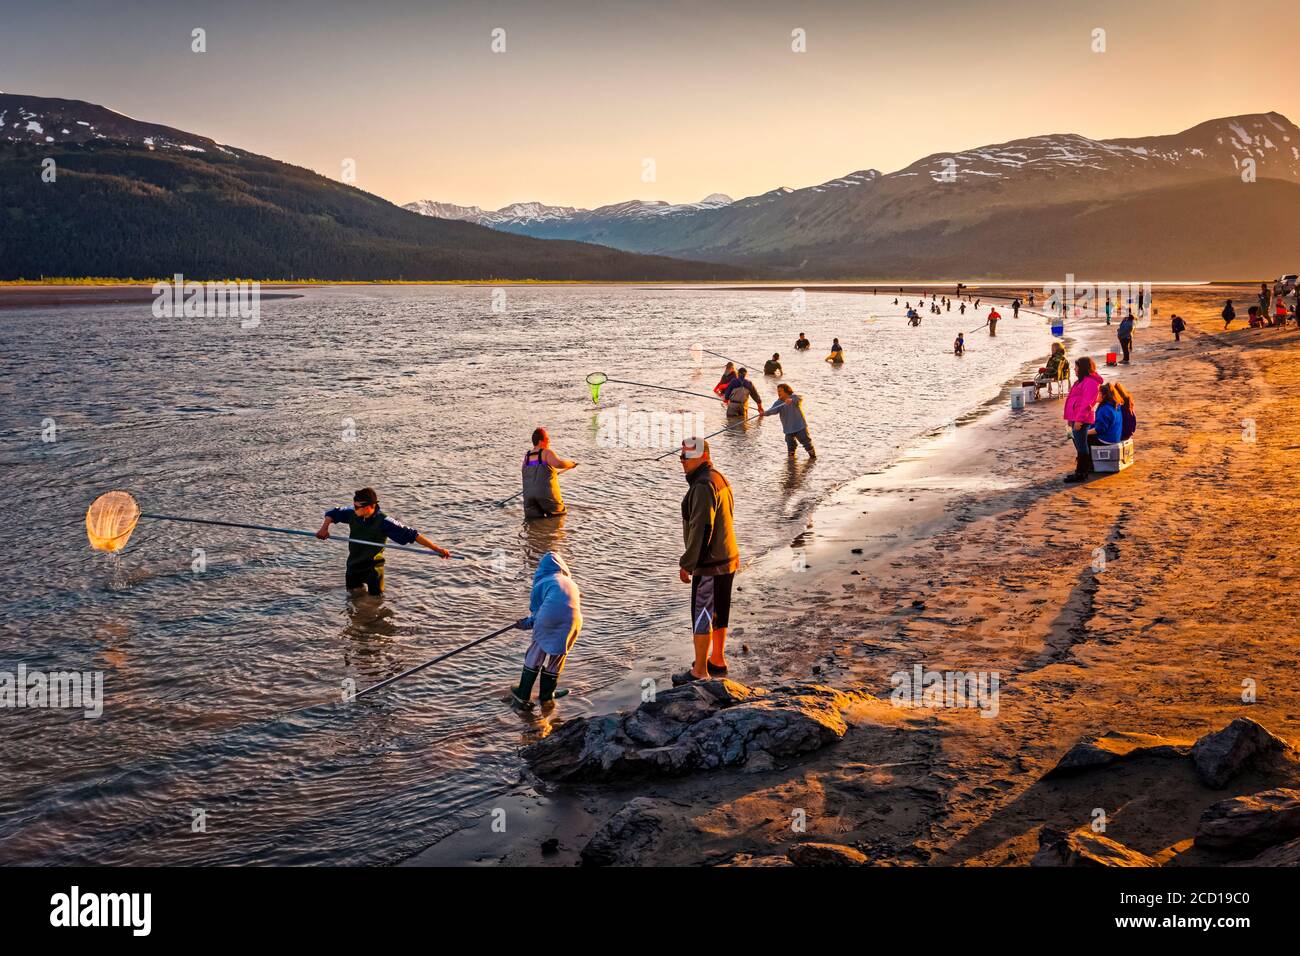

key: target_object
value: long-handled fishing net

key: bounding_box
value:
[586,372,721,406]
[86,492,468,559]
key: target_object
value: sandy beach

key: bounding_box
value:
[410,291,1300,866]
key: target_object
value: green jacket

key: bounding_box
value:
[680,464,740,576]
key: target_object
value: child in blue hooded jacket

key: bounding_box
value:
[511,552,582,704]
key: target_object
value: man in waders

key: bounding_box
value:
[522,427,576,519]
[721,368,764,418]
[674,438,740,685]
[317,487,451,595]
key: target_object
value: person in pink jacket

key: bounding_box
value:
[1063,357,1104,483]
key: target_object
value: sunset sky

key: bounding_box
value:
[4,0,1297,209]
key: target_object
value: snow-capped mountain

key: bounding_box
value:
[403,192,735,231]
[0,92,242,156]
[0,91,743,282]
[404,113,1300,277]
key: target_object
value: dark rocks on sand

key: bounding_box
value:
[521,679,872,783]
[1195,787,1300,852]
[1228,835,1300,867]
[786,842,869,867]
[1044,731,1192,778]
[1191,717,1290,789]
[1031,826,1158,867]
[579,797,668,866]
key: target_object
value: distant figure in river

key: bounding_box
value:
[1222,299,1236,329]
[522,427,577,519]
[763,352,783,376]
[713,361,737,396]
[794,333,811,351]
[510,551,582,706]
[722,367,764,417]
[987,308,1000,336]
[893,298,899,306]
[763,383,816,459]
[825,339,845,364]
[1012,297,1021,319]
[959,302,966,316]
[974,298,981,310]
[1171,313,1186,342]
[907,309,922,327]
[317,487,451,595]
[954,333,965,355]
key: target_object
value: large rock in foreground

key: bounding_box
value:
[1195,787,1300,852]
[1191,717,1290,789]
[523,679,873,782]
[1031,826,1159,867]
[1045,731,1192,778]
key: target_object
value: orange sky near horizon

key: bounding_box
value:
[3,0,1296,209]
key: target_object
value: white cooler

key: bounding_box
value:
[1090,439,1135,473]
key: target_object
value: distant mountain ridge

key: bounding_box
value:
[406,114,1300,277]
[0,92,743,281]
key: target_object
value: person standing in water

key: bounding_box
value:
[762,383,816,459]
[722,368,764,417]
[510,551,582,706]
[317,487,451,595]
[522,427,576,519]
[987,308,1000,336]
[712,361,737,396]
[954,332,966,355]
[675,438,740,684]
[1171,313,1186,342]
[826,339,845,363]
[763,352,784,376]
[794,333,811,352]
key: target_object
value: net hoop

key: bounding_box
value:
[86,491,142,552]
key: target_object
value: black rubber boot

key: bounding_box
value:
[511,666,539,704]
[1064,453,1089,483]
[538,673,569,703]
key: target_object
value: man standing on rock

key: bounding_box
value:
[675,438,740,685]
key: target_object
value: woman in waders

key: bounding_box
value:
[522,427,577,520]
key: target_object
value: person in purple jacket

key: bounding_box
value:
[316,487,450,595]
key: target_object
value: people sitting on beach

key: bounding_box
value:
[721,368,764,417]
[1088,385,1124,447]
[712,362,737,397]
[1171,314,1186,342]
[510,551,582,706]
[1222,299,1236,329]
[1035,342,1069,395]
[825,339,845,364]
[763,352,783,376]
[954,333,965,355]
[1110,382,1137,440]
[794,333,811,351]
[1063,357,1104,483]
[1248,306,1265,329]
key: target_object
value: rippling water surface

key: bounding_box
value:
[0,285,1050,864]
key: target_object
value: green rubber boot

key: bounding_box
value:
[538,673,569,703]
[511,666,540,705]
